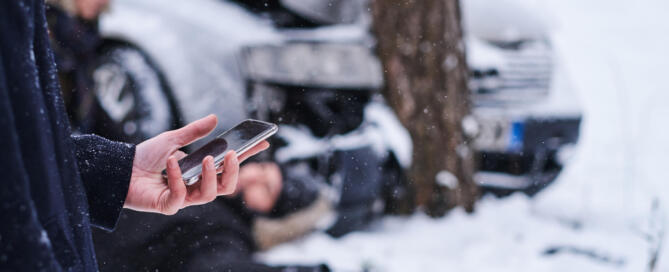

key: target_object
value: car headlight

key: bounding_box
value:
[241,43,383,89]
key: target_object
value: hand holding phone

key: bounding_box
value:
[163,119,278,185]
[124,115,272,215]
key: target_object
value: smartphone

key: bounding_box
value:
[163,119,278,185]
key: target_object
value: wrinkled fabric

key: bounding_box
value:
[0,0,134,271]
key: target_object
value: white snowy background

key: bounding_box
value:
[258,0,669,271]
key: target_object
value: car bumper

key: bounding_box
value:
[474,116,582,192]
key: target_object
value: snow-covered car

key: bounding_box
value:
[90,0,580,194]
[463,0,582,194]
[93,0,388,142]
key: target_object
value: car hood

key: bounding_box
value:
[462,0,555,42]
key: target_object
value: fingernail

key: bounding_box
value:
[169,156,177,167]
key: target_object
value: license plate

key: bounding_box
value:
[508,121,524,152]
[473,116,524,152]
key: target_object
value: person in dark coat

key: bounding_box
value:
[45,0,107,132]
[0,0,268,271]
[89,148,398,271]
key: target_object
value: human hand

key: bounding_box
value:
[123,114,270,215]
[238,162,283,213]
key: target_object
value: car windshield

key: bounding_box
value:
[225,0,323,28]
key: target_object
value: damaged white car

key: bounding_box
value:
[88,0,581,194]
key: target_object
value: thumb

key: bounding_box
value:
[171,114,217,147]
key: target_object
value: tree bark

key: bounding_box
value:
[371,0,478,216]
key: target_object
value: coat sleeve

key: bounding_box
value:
[71,135,136,231]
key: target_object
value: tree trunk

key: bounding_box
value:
[371,0,478,216]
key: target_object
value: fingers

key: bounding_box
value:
[170,114,218,147]
[217,151,239,195]
[238,140,270,163]
[164,156,186,215]
[196,156,218,204]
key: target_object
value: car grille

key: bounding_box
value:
[470,40,553,103]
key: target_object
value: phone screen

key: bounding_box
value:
[220,120,273,153]
[173,120,276,182]
[177,138,228,176]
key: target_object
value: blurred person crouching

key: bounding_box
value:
[46,0,109,132]
[90,88,409,270]
[91,146,405,271]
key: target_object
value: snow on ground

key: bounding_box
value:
[261,195,649,271]
[259,0,669,271]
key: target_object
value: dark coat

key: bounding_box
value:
[0,0,135,271]
[92,198,256,271]
[92,197,329,272]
